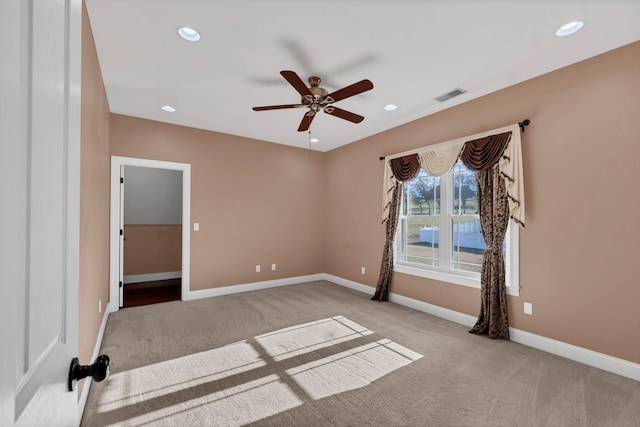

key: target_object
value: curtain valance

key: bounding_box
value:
[389,155,421,181]
[460,132,512,172]
[381,123,525,226]
[417,142,465,176]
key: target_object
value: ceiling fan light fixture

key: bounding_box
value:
[253,70,373,132]
[178,26,201,42]
[555,20,584,37]
[161,105,176,112]
[384,104,398,111]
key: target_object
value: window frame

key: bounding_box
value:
[394,165,520,296]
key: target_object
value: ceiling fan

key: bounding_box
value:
[252,70,374,132]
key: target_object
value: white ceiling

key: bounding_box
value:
[86,1,640,152]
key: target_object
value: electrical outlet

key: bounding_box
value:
[524,302,533,315]
[256,265,261,273]
[99,299,102,314]
[361,266,366,275]
[272,263,276,271]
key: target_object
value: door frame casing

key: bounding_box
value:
[109,156,191,311]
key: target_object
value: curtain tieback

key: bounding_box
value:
[486,243,502,253]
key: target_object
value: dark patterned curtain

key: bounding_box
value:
[372,154,420,302]
[468,165,511,339]
[459,132,512,339]
[371,181,402,301]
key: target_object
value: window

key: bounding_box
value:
[395,162,519,295]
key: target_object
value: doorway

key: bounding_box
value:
[109,156,191,311]
[122,165,183,307]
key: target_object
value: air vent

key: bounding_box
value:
[434,88,467,103]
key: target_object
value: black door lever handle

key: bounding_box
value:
[68,354,110,391]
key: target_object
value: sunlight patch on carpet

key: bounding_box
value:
[111,375,302,427]
[97,340,266,413]
[286,337,423,400]
[91,316,422,425]
[255,315,374,362]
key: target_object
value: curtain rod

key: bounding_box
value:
[379,119,530,161]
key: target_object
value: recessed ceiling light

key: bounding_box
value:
[178,26,201,42]
[384,104,398,111]
[555,20,585,37]
[310,138,319,143]
[161,105,176,112]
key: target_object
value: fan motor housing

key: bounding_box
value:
[302,76,329,104]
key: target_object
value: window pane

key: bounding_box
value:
[396,156,518,292]
[401,218,439,267]
[402,182,408,216]
[452,164,478,215]
[451,219,484,272]
[406,171,440,216]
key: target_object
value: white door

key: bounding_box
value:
[0,0,82,425]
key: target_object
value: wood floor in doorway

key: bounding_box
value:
[123,278,181,308]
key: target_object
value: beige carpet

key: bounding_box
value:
[82,281,640,426]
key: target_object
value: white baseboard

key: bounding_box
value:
[184,274,325,301]
[321,274,375,295]
[94,272,640,384]
[322,274,479,328]
[77,305,112,421]
[508,329,640,381]
[321,274,640,382]
[123,271,182,284]
[389,292,477,328]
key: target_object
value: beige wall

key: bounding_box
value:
[325,41,640,364]
[81,4,638,374]
[110,116,326,290]
[79,2,111,393]
[124,225,182,275]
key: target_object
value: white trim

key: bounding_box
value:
[77,306,112,421]
[395,264,481,288]
[118,165,124,306]
[504,219,520,294]
[110,156,191,311]
[123,271,182,284]
[322,273,478,327]
[321,274,375,295]
[394,264,520,296]
[184,274,325,301]
[508,329,640,382]
[322,274,640,382]
[389,292,477,327]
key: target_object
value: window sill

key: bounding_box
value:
[394,263,519,296]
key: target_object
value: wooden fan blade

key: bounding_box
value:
[324,106,364,123]
[297,112,315,132]
[253,104,303,111]
[326,79,373,103]
[280,70,313,97]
